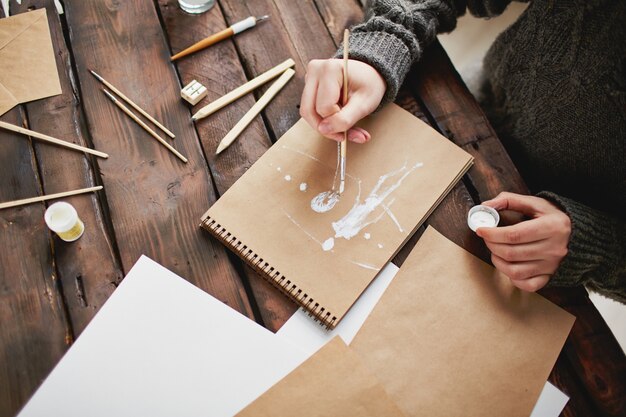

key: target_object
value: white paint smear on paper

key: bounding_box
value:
[310,191,340,213]
[322,238,335,251]
[351,261,379,271]
[284,175,292,181]
[299,183,308,192]
[282,210,322,246]
[364,233,371,240]
[331,162,423,240]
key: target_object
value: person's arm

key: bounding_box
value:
[477,192,626,302]
[538,192,626,301]
[300,0,514,141]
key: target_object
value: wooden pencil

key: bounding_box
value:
[216,68,295,155]
[90,70,176,139]
[192,58,295,121]
[102,89,188,163]
[0,121,108,159]
[0,186,103,210]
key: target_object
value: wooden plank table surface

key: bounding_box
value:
[0,1,624,416]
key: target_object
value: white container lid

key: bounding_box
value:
[467,205,500,232]
[44,202,78,233]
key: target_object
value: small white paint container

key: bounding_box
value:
[467,205,500,232]
[44,202,85,242]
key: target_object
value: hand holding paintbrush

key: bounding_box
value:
[299,34,386,144]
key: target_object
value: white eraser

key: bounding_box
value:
[181,80,208,105]
[468,205,500,232]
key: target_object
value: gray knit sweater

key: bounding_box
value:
[344,0,626,301]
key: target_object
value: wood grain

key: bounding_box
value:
[63,0,254,315]
[157,0,297,330]
[12,0,124,338]
[0,107,70,417]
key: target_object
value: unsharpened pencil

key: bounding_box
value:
[102,89,188,163]
[90,70,176,139]
[0,121,108,159]
[0,186,103,210]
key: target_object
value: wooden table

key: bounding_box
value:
[1,1,624,416]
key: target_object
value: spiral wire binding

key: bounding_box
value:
[201,215,338,329]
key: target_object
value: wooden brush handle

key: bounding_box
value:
[171,28,234,61]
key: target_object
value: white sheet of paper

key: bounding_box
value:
[277,262,399,354]
[18,255,309,417]
[530,381,570,417]
[277,261,569,417]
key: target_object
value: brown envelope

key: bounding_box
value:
[0,9,62,116]
[351,227,575,417]
[236,337,406,417]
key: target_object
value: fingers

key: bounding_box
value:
[299,74,321,130]
[315,70,342,118]
[491,254,552,292]
[318,95,370,135]
[482,192,552,215]
[476,217,554,244]
[324,127,371,143]
[348,127,371,143]
[484,240,547,262]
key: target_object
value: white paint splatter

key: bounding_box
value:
[299,183,308,192]
[377,243,384,249]
[284,175,292,181]
[332,162,423,240]
[276,166,282,172]
[382,201,404,233]
[364,233,371,240]
[322,238,335,251]
[351,261,380,271]
[311,190,340,213]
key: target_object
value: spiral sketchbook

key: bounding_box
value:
[201,104,473,328]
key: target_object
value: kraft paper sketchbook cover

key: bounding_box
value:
[201,103,473,328]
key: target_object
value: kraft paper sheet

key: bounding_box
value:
[350,227,575,417]
[236,337,406,417]
[202,104,473,328]
[0,9,61,116]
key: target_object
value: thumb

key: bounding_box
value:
[481,192,545,217]
[318,96,370,135]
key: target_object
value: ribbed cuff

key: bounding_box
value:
[334,31,415,107]
[538,191,624,288]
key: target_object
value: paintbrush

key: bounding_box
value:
[171,15,270,61]
[339,29,349,194]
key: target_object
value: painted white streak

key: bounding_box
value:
[382,201,404,233]
[2,0,10,17]
[351,261,380,271]
[282,209,322,246]
[332,162,423,240]
[322,238,334,251]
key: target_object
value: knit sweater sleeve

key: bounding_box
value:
[338,0,515,105]
[538,191,626,303]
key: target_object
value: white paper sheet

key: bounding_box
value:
[530,381,570,417]
[277,261,569,417]
[18,255,309,417]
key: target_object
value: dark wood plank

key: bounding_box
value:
[0,106,70,416]
[219,0,337,139]
[62,0,254,315]
[13,0,124,336]
[410,43,528,199]
[158,0,297,331]
[542,286,626,416]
